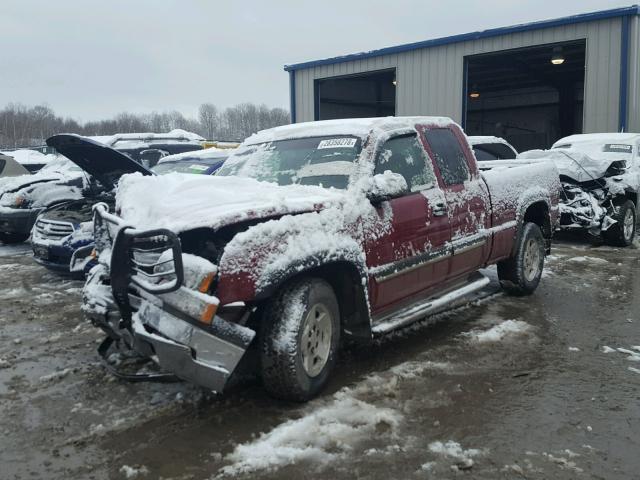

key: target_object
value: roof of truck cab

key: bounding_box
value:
[245,116,458,145]
[467,135,513,147]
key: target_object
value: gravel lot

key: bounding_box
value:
[1,237,639,479]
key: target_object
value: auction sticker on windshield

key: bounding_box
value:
[317,138,357,149]
[604,144,633,153]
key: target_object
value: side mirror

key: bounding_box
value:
[366,171,408,204]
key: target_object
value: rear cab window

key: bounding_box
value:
[422,128,470,186]
[374,134,436,192]
[473,143,517,161]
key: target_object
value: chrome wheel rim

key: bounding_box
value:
[623,208,635,241]
[300,303,332,378]
[523,238,541,282]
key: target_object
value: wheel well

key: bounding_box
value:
[624,191,637,207]
[523,202,551,239]
[280,262,371,341]
[523,201,551,253]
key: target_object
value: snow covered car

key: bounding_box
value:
[82,116,560,401]
[468,136,518,161]
[30,135,153,274]
[0,154,30,178]
[0,157,86,244]
[520,133,640,246]
[151,147,233,175]
[0,149,56,173]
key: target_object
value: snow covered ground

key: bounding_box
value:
[1,237,640,479]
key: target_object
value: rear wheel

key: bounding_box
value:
[0,232,29,244]
[260,277,340,402]
[603,199,636,247]
[497,222,545,296]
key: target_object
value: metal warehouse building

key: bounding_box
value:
[285,5,640,151]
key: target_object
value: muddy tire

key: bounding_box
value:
[603,199,636,247]
[0,232,29,244]
[260,277,340,402]
[497,222,545,296]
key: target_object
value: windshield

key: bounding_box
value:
[216,136,362,189]
[152,162,211,175]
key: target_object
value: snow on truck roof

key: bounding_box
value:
[467,136,512,147]
[245,116,458,144]
[553,133,640,147]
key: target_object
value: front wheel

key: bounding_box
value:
[497,222,545,296]
[603,199,636,247]
[260,277,340,402]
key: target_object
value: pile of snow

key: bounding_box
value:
[428,440,484,469]
[218,393,400,476]
[217,357,454,476]
[567,256,608,264]
[463,319,532,343]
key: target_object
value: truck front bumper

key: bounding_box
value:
[83,266,255,392]
[132,302,251,392]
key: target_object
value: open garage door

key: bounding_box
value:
[315,69,396,120]
[464,41,586,151]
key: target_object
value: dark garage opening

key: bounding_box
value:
[465,40,586,151]
[315,69,396,121]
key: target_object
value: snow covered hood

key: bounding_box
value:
[116,173,347,233]
[518,149,622,183]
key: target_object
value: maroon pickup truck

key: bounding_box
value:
[82,117,560,401]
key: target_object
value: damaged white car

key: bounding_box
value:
[519,133,640,246]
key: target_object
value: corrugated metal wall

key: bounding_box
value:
[628,15,640,132]
[293,17,628,133]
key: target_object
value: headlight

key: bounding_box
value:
[14,196,25,207]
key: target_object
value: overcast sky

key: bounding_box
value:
[1,0,631,122]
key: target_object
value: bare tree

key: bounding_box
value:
[198,103,218,140]
[0,101,289,149]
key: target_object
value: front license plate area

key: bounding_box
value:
[33,245,49,259]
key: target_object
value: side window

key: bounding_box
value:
[423,128,470,186]
[374,134,436,192]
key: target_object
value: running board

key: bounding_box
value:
[371,274,491,334]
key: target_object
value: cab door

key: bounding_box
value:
[365,133,452,316]
[418,125,490,282]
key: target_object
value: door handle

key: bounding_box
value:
[433,202,447,216]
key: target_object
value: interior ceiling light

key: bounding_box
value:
[551,46,565,65]
[469,84,480,99]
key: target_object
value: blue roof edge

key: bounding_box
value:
[284,5,640,72]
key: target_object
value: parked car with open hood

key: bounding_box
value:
[520,133,640,246]
[0,154,30,178]
[82,116,560,401]
[30,135,153,273]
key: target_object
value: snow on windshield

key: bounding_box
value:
[217,136,362,189]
